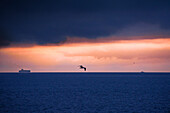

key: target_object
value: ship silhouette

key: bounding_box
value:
[19,69,31,73]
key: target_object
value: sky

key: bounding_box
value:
[0,0,170,72]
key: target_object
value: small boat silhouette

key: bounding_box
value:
[140,71,144,74]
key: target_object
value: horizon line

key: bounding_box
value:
[0,72,170,73]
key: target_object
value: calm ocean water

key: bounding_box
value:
[0,72,169,113]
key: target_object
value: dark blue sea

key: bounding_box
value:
[0,72,169,113]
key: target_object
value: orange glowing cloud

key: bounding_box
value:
[0,38,170,72]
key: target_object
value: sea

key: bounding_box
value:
[0,72,169,113]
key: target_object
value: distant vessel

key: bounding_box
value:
[19,69,31,73]
[141,71,144,74]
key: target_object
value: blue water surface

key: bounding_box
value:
[0,72,169,113]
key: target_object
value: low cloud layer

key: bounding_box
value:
[0,38,170,72]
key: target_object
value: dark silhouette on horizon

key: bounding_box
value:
[79,65,86,71]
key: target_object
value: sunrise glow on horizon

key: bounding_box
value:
[0,38,170,72]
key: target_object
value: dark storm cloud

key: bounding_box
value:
[0,0,170,47]
[0,28,11,47]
